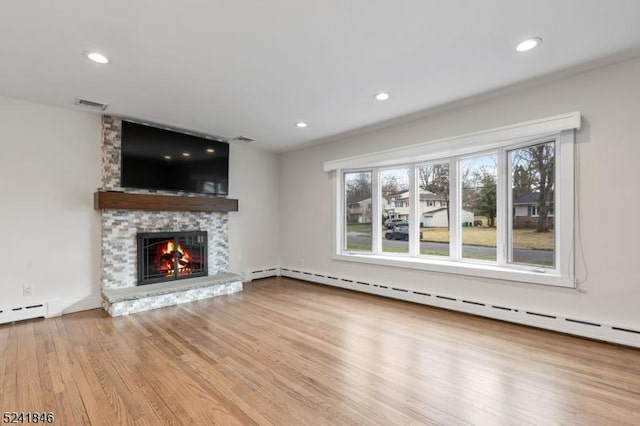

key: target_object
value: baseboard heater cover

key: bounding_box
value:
[247,267,281,281]
[0,303,48,325]
[279,268,640,349]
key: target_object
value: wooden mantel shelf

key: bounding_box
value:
[94,191,238,212]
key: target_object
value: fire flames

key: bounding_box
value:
[155,240,193,276]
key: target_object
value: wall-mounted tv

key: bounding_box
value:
[121,120,229,195]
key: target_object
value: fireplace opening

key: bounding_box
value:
[137,231,208,285]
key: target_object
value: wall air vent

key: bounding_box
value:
[74,97,108,111]
[231,136,255,143]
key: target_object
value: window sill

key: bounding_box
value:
[333,252,575,288]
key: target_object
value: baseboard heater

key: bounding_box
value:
[0,303,48,325]
[246,267,281,281]
[280,267,640,349]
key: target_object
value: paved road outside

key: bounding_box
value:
[346,234,553,265]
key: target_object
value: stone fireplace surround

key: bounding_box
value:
[98,116,242,316]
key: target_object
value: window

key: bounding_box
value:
[329,112,579,287]
[344,171,372,252]
[417,162,450,257]
[509,141,555,268]
[460,154,497,261]
[381,168,410,254]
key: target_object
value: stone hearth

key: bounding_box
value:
[102,274,242,316]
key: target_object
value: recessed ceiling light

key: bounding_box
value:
[516,37,542,52]
[164,155,172,160]
[206,148,215,153]
[295,122,307,128]
[374,92,390,101]
[82,50,110,64]
[182,152,190,157]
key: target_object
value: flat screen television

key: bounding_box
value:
[121,120,229,195]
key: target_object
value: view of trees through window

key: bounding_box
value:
[341,139,557,270]
[344,171,372,251]
[510,141,555,267]
[417,163,450,257]
[460,154,498,261]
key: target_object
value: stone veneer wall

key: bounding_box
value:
[101,116,122,189]
[101,211,227,289]
[99,116,230,291]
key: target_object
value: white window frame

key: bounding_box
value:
[415,159,452,258]
[379,165,414,257]
[341,168,375,253]
[328,112,579,288]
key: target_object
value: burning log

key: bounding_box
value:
[151,239,199,276]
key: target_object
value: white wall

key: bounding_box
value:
[227,142,280,276]
[0,95,102,314]
[279,56,640,330]
[0,95,281,315]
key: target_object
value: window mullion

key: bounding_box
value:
[409,164,419,256]
[372,168,381,254]
[337,170,344,253]
[506,149,514,264]
[497,149,507,265]
[450,158,461,260]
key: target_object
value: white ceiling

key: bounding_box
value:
[2,1,640,152]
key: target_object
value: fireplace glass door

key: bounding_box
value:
[137,231,208,285]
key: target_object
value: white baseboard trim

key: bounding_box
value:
[0,297,97,325]
[280,267,640,349]
[45,295,103,318]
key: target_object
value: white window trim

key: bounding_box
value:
[324,112,580,172]
[329,112,579,288]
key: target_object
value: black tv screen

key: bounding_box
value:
[121,120,229,195]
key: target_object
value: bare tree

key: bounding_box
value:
[345,172,371,204]
[418,164,450,229]
[381,174,409,196]
[511,142,555,232]
[531,143,555,232]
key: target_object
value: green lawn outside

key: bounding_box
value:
[345,242,409,254]
[345,242,373,251]
[420,227,553,250]
[347,222,553,251]
[346,224,372,237]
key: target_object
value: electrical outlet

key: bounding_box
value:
[23,283,32,297]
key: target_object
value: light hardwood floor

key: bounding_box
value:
[1,277,639,425]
